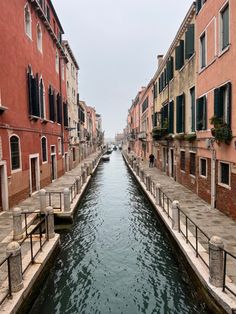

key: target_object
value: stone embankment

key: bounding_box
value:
[0,150,102,313]
[123,151,236,314]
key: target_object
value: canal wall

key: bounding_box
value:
[123,152,236,314]
[0,151,103,314]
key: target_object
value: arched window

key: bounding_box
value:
[10,135,21,171]
[24,4,32,38]
[41,137,47,162]
[37,24,43,53]
[39,77,45,118]
[55,49,59,73]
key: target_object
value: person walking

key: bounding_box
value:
[149,153,155,168]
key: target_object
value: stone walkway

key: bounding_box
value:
[0,151,100,262]
[128,153,236,284]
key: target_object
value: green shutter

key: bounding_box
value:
[196,98,203,130]
[226,82,232,126]
[179,40,184,68]
[161,108,164,128]
[168,101,174,133]
[196,0,202,14]
[190,87,195,132]
[202,96,207,130]
[175,46,180,70]
[176,95,182,133]
[185,24,195,59]
[214,88,221,119]
[182,93,185,133]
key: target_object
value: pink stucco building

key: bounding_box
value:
[196,0,236,217]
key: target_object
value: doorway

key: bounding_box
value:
[29,154,40,195]
[169,149,174,178]
[51,146,57,181]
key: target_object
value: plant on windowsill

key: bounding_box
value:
[152,119,168,141]
[210,116,232,145]
[184,133,196,142]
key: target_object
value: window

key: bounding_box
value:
[48,85,56,122]
[220,4,229,51]
[41,137,47,162]
[190,87,195,132]
[24,4,32,39]
[200,158,207,177]
[214,82,231,125]
[37,24,43,53]
[56,93,62,124]
[39,77,45,118]
[185,24,195,59]
[55,50,59,73]
[219,161,230,186]
[63,102,69,127]
[180,151,185,171]
[175,40,184,70]
[10,135,21,171]
[61,62,65,80]
[196,95,207,130]
[167,57,174,82]
[200,32,206,69]
[176,94,185,133]
[142,97,148,113]
[72,147,76,162]
[190,152,196,176]
[27,69,40,117]
[196,0,206,14]
[58,138,62,155]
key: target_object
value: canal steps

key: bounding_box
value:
[0,150,102,313]
[123,151,236,314]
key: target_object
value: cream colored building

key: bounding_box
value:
[152,3,197,191]
[63,41,80,169]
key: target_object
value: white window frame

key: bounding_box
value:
[9,134,22,173]
[41,136,48,164]
[219,1,230,55]
[24,3,32,39]
[199,157,207,178]
[218,161,231,189]
[36,23,43,53]
[199,31,207,70]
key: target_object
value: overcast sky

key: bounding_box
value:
[54,0,193,138]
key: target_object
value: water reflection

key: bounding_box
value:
[30,151,209,314]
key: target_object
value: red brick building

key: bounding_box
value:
[0,0,69,210]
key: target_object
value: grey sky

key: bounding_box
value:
[54,0,193,138]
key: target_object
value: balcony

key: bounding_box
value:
[152,127,168,141]
[138,132,147,140]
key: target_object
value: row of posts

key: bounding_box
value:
[6,154,101,295]
[127,151,225,289]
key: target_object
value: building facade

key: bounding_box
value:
[196,0,236,217]
[0,0,69,210]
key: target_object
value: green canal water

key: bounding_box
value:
[30,151,212,314]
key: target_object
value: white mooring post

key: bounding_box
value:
[6,242,24,292]
[155,184,161,206]
[171,200,180,231]
[209,236,224,287]
[13,207,23,241]
[45,206,55,239]
[64,188,70,212]
[39,189,47,212]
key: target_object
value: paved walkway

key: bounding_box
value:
[128,153,236,284]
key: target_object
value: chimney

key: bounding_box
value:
[157,54,164,68]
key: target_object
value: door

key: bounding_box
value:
[31,158,37,193]
[51,154,56,181]
[170,149,174,178]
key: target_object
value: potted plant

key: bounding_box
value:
[210,116,232,145]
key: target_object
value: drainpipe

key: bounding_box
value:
[211,142,216,208]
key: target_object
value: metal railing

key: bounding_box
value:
[0,254,12,305]
[159,189,173,221]
[19,213,49,274]
[223,250,236,297]
[46,191,63,211]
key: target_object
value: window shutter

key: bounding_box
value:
[57,94,62,124]
[179,40,184,68]
[159,77,161,94]
[168,101,174,133]
[27,71,33,115]
[182,93,185,133]
[185,24,195,59]
[226,82,232,126]
[63,102,68,127]
[161,108,164,128]
[196,0,202,14]
[190,87,195,132]
[202,96,207,130]
[175,46,180,70]
[214,88,221,119]
[176,96,181,133]
[34,74,40,116]
[196,98,203,130]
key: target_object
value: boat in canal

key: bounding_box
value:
[101,154,110,161]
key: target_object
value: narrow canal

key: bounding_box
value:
[30,151,211,314]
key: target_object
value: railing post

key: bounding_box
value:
[6,242,23,292]
[76,176,81,194]
[146,175,150,191]
[45,206,55,239]
[13,208,23,241]
[39,189,47,212]
[64,188,70,212]
[209,236,224,287]
[171,201,180,231]
[155,184,161,206]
